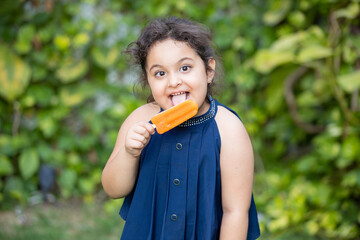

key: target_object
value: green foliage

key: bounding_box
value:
[0,0,359,239]
[0,45,31,102]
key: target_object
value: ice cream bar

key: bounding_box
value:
[151,99,198,134]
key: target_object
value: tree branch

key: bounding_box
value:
[284,66,326,134]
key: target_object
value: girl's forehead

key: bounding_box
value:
[147,39,198,62]
[150,39,191,52]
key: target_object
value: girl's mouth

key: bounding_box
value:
[170,91,189,106]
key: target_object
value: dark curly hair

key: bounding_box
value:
[125,16,221,102]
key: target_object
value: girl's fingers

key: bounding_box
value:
[130,133,147,146]
[134,122,155,136]
[125,122,155,157]
[143,122,156,135]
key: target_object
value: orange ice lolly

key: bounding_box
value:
[151,99,198,134]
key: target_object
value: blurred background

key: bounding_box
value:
[0,0,359,239]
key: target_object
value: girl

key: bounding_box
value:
[101,16,260,240]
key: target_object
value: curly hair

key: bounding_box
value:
[125,16,221,102]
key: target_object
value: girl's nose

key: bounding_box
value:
[167,75,182,87]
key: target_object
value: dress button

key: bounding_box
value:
[173,178,180,186]
[176,143,182,150]
[170,214,178,221]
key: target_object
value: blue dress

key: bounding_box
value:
[120,97,260,240]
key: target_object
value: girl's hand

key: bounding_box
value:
[125,121,155,158]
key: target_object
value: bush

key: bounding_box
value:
[0,0,359,239]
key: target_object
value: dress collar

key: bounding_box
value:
[179,95,216,128]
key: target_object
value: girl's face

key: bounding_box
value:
[146,39,215,116]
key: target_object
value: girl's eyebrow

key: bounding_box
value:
[148,57,194,72]
[178,57,194,63]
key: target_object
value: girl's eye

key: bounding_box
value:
[180,65,191,72]
[155,71,166,77]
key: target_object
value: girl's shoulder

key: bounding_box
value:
[215,105,249,142]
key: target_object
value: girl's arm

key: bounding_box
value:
[216,106,254,240]
[101,103,158,199]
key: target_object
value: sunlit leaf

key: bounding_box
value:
[271,32,306,51]
[337,70,360,93]
[59,83,94,107]
[58,169,77,198]
[313,136,340,160]
[73,33,90,48]
[14,24,35,54]
[342,170,360,187]
[268,214,290,232]
[341,135,360,160]
[4,177,25,201]
[263,0,292,26]
[0,45,31,102]
[253,49,294,73]
[56,59,88,83]
[19,148,40,179]
[296,155,317,173]
[306,220,320,235]
[296,45,332,63]
[91,46,119,68]
[78,177,96,194]
[54,34,71,50]
[297,91,318,107]
[334,2,359,19]
[38,115,57,138]
[288,11,305,28]
[0,155,13,176]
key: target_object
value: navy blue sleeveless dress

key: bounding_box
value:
[119,96,260,240]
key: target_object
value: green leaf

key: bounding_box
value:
[296,155,317,173]
[341,135,360,160]
[263,0,292,26]
[53,34,71,50]
[336,157,354,169]
[91,47,119,68]
[37,142,54,163]
[337,70,360,93]
[56,59,88,83]
[0,45,31,102]
[78,177,96,194]
[313,136,340,161]
[4,177,25,201]
[297,91,318,107]
[19,148,40,179]
[0,155,13,176]
[253,49,294,74]
[59,83,94,107]
[288,11,306,28]
[0,135,13,156]
[25,84,55,107]
[73,33,90,48]
[38,115,57,138]
[271,32,306,51]
[296,45,332,63]
[334,2,359,19]
[58,169,77,198]
[0,134,31,156]
[31,65,47,82]
[265,67,294,114]
[14,24,36,54]
[342,170,360,187]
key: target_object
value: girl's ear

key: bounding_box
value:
[207,58,216,84]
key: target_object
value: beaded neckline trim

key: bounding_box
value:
[178,96,216,128]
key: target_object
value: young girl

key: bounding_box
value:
[101,16,260,240]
